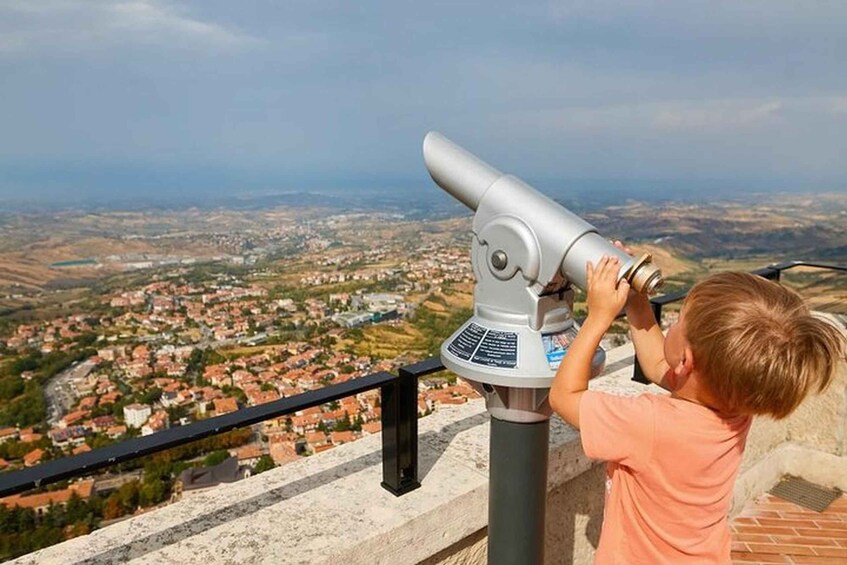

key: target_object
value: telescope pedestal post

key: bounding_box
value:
[488,416,550,565]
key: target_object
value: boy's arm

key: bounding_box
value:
[609,241,673,391]
[549,316,611,429]
[626,293,672,390]
[549,256,629,429]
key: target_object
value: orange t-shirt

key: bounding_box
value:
[579,390,752,564]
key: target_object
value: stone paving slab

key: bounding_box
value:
[731,492,847,564]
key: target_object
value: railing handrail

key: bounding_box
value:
[632,260,846,383]
[0,358,445,498]
[649,259,847,312]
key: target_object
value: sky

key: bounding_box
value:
[1,0,846,205]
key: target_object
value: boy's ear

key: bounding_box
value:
[675,345,695,377]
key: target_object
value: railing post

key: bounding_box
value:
[752,266,781,282]
[632,300,663,384]
[380,367,420,496]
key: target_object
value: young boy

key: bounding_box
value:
[548,252,845,564]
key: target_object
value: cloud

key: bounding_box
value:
[504,96,847,136]
[0,0,262,56]
[830,97,847,116]
[653,100,783,131]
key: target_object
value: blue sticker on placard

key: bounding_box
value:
[542,327,578,370]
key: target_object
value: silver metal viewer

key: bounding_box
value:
[423,131,664,565]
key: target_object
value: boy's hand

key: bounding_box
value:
[612,240,650,311]
[585,255,630,328]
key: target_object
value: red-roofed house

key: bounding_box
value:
[213,397,239,416]
[330,431,356,445]
[18,430,42,443]
[0,480,94,514]
[231,445,263,467]
[89,415,117,433]
[78,396,97,410]
[107,425,127,439]
[141,411,170,436]
[100,391,122,405]
[306,432,328,447]
[0,427,18,444]
[206,367,232,388]
[59,410,89,429]
[132,345,150,361]
[247,389,280,406]
[290,413,321,434]
[269,439,298,466]
[24,448,45,467]
[362,422,382,435]
[72,444,92,456]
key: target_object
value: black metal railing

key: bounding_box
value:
[0,357,445,498]
[632,260,847,384]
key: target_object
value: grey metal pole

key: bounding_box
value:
[488,416,550,565]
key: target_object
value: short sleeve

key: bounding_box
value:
[579,390,656,471]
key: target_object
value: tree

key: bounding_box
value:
[186,348,204,374]
[10,352,40,376]
[103,494,125,520]
[67,522,91,538]
[141,387,162,404]
[0,384,46,427]
[335,412,352,432]
[87,434,116,450]
[253,455,275,475]
[166,405,188,423]
[64,493,87,524]
[203,450,230,467]
[116,480,140,512]
[139,478,167,507]
[0,375,24,401]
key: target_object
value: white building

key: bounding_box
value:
[123,403,152,428]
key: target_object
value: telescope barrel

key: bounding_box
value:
[423,132,501,211]
[423,131,664,295]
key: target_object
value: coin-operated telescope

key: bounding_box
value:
[423,132,663,565]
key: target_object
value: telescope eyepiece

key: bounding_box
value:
[623,253,664,295]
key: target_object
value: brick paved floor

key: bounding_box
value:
[731,492,847,564]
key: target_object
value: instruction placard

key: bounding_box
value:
[472,329,518,368]
[447,323,518,368]
[446,322,488,361]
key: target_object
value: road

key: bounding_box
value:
[92,470,144,494]
[45,360,96,426]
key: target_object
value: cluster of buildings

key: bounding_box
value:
[2,335,478,479]
[0,219,482,503]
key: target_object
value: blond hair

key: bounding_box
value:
[683,272,845,419]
